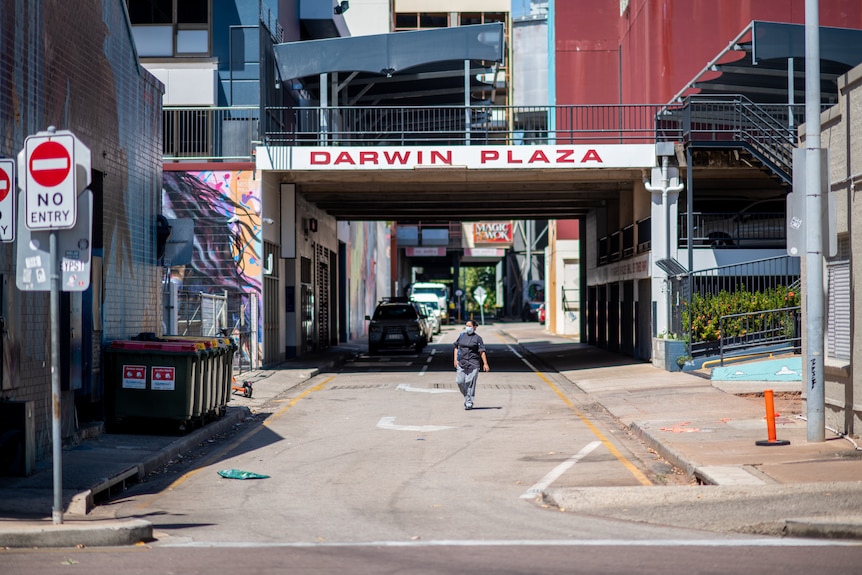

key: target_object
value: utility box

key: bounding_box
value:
[0,401,36,477]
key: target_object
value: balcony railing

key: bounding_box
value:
[163,106,259,162]
[262,104,682,147]
[679,211,786,249]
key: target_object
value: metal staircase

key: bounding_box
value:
[674,95,801,185]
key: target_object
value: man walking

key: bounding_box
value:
[453,320,490,410]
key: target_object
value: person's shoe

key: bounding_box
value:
[465,402,473,410]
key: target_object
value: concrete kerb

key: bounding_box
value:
[0,519,154,549]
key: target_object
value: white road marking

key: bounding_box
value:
[376,416,454,432]
[396,383,456,394]
[165,538,861,548]
[520,441,602,499]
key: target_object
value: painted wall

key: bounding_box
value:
[0,0,163,457]
[343,221,391,341]
[556,0,862,106]
[162,168,264,363]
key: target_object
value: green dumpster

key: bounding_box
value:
[106,340,205,430]
[161,336,227,418]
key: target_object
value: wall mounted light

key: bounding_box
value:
[334,1,349,14]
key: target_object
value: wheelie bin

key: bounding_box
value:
[105,340,205,431]
[161,336,228,418]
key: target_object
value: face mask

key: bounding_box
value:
[465,327,474,335]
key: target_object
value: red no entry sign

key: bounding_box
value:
[29,140,71,188]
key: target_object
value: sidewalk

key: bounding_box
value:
[1,325,860,547]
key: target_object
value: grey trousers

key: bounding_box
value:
[455,365,479,405]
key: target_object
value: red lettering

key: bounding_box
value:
[310,151,331,164]
[528,150,550,164]
[556,149,575,163]
[334,151,356,165]
[383,151,411,164]
[430,150,452,164]
[481,150,499,164]
[359,151,378,164]
[581,149,603,163]
[507,150,523,164]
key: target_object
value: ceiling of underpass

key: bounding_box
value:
[274,158,784,222]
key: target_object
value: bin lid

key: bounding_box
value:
[109,340,199,353]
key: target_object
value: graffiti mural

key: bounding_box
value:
[162,170,264,363]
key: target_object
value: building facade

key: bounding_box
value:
[0,0,164,460]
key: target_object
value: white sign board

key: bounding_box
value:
[259,144,658,171]
[0,159,15,242]
[21,131,90,230]
[16,189,93,292]
[474,286,487,306]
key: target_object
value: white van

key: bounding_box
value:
[409,282,449,324]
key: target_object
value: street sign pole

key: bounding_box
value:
[49,230,62,524]
[17,126,91,524]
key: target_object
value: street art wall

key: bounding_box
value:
[344,221,391,341]
[162,168,264,364]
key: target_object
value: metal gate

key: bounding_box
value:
[316,244,330,350]
[164,288,228,337]
[263,241,280,365]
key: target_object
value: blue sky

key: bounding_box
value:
[511,0,528,18]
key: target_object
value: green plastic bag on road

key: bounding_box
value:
[217,468,270,480]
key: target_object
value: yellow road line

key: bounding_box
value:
[135,376,336,508]
[496,332,652,486]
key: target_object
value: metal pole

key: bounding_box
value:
[788,57,795,128]
[804,0,825,442]
[464,60,471,145]
[50,230,63,524]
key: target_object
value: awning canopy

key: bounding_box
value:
[672,21,862,105]
[273,23,506,106]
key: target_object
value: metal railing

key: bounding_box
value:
[163,106,259,162]
[676,95,822,183]
[668,255,801,357]
[262,104,682,147]
[718,306,801,364]
[161,98,811,168]
[679,211,787,249]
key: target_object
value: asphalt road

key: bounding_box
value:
[4,325,859,573]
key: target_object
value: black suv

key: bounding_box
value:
[365,298,428,354]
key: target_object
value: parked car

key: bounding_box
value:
[411,295,442,335]
[537,303,546,325]
[366,298,428,355]
[695,197,786,248]
[418,302,440,336]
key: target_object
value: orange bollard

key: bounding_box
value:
[755,389,790,446]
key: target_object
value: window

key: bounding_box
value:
[126,0,211,57]
[460,13,482,26]
[419,13,448,28]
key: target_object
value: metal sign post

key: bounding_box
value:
[17,127,91,524]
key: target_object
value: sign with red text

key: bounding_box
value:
[473,221,513,244]
[122,365,147,389]
[405,247,446,257]
[20,130,91,230]
[261,145,657,171]
[0,159,15,242]
[151,367,176,391]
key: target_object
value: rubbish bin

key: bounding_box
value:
[106,340,205,430]
[161,336,228,418]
